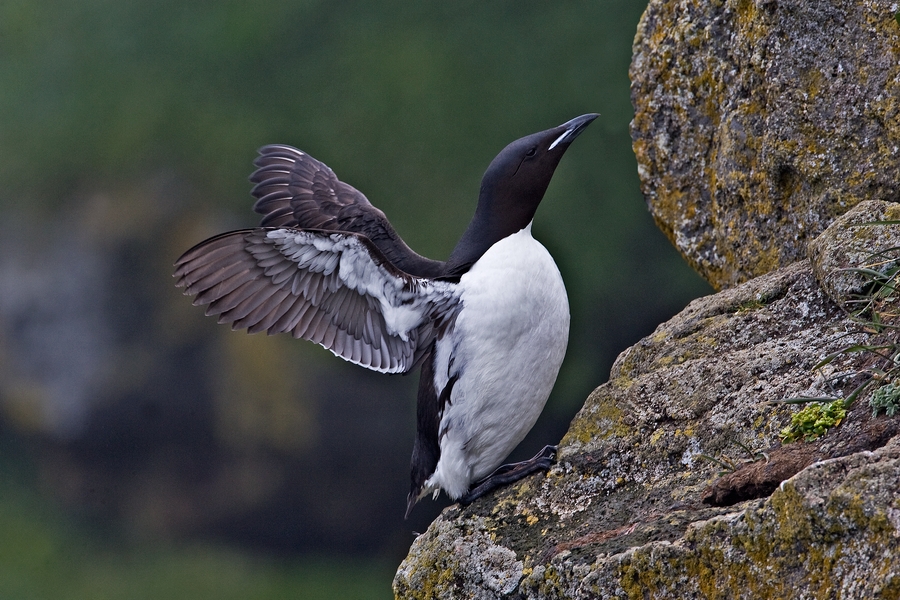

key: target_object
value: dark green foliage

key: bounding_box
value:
[870,382,900,417]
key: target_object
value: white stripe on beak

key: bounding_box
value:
[548,127,574,151]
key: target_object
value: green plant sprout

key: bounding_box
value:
[870,381,900,417]
[779,399,847,443]
[778,223,900,438]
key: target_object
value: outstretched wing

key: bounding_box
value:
[174,228,458,374]
[249,145,445,278]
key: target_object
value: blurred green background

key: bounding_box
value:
[0,1,710,598]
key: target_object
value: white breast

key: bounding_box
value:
[425,224,569,499]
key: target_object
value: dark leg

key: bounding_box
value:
[457,445,558,506]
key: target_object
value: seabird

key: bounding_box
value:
[174,113,598,517]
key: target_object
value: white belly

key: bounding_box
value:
[426,225,569,499]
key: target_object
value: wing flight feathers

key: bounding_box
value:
[174,228,457,374]
[249,145,446,278]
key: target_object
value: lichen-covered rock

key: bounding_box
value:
[546,438,900,599]
[393,2,900,592]
[393,518,525,599]
[630,0,900,290]
[393,258,900,599]
[808,199,900,312]
[395,519,523,600]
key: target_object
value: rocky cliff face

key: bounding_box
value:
[630,0,900,290]
[393,0,900,596]
[394,228,900,598]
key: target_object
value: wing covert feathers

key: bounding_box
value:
[174,228,457,374]
[249,145,444,278]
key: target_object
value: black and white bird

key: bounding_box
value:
[174,113,598,517]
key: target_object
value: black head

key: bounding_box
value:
[443,113,599,278]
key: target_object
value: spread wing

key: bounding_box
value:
[174,228,459,374]
[249,145,445,278]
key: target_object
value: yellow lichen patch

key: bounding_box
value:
[609,373,635,391]
[490,492,522,516]
[652,330,670,343]
[734,0,758,29]
[649,428,667,445]
[515,504,541,527]
[562,394,631,446]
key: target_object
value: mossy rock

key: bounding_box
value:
[394,260,900,599]
[630,0,900,290]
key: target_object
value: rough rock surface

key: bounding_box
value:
[630,0,900,289]
[808,199,900,312]
[393,0,900,595]
[393,251,900,599]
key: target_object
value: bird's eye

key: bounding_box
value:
[525,147,537,157]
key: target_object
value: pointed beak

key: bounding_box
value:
[548,113,600,150]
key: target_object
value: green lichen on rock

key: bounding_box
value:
[561,391,630,447]
[394,515,526,599]
[515,440,900,600]
[630,0,900,290]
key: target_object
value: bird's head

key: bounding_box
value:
[443,113,598,278]
[477,113,599,234]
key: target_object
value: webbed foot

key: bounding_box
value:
[458,445,558,506]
